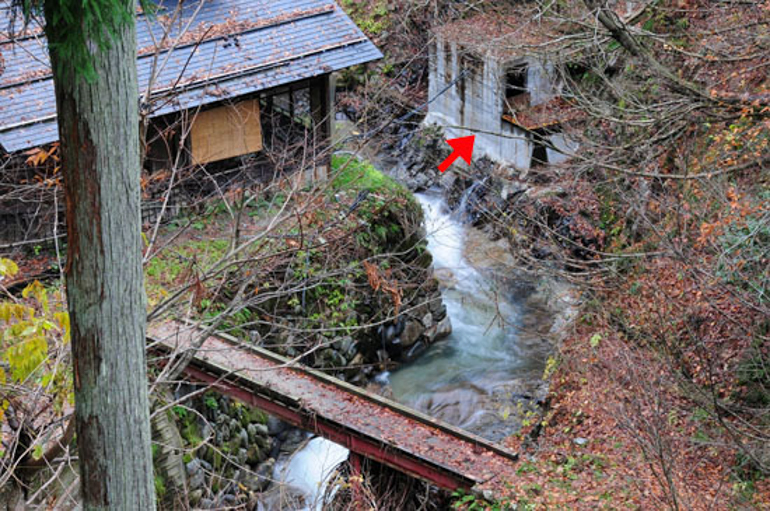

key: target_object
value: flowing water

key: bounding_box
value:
[269,436,350,510]
[274,188,553,503]
[383,190,551,441]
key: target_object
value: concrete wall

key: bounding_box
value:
[426,35,530,168]
[526,59,559,106]
[547,132,580,165]
[425,36,576,170]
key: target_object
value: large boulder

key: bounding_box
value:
[384,126,449,192]
[239,458,275,492]
[400,319,424,348]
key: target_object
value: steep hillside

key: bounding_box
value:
[346,0,770,508]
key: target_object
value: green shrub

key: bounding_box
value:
[331,154,406,197]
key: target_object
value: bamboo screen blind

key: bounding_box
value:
[190,99,263,164]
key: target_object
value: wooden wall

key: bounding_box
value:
[190,99,263,164]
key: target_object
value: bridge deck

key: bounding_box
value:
[148,321,517,493]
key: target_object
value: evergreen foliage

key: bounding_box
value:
[15,0,152,80]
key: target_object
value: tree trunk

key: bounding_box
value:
[44,2,156,508]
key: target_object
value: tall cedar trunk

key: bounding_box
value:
[44,3,156,508]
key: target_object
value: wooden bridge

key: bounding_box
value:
[147,321,518,494]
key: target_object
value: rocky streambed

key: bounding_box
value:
[153,144,577,508]
[150,161,461,509]
[381,191,561,441]
[239,158,456,385]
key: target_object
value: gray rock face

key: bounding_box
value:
[172,391,279,504]
[188,489,203,505]
[255,432,270,451]
[186,460,206,491]
[186,458,201,476]
[246,444,264,465]
[248,422,269,443]
[219,424,230,442]
[424,315,451,343]
[501,180,528,201]
[434,316,452,341]
[279,429,307,454]
[319,348,347,369]
[199,497,216,509]
[219,396,230,415]
[247,423,258,442]
[400,319,424,348]
[428,295,447,321]
[333,336,356,357]
[404,340,427,361]
[348,353,365,374]
[237,428,248,448]
[267,416,286,436]
[384,126,449,192]
[240,458,275,492]
[237,448,248,466]
[201,423,213,443]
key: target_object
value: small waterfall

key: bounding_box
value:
[455,179,486,224]
[271,437,349,510]
[420,192,465,274]
[386,189,547,441]
[264,185,552,502]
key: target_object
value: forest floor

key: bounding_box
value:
[334,1,770,508]
[501,257,770,510]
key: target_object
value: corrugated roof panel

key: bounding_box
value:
[0,117,57,151]
[154,40,382,116]
[0,40,380,151]
[0,0,381,153]
[0,0,333,88]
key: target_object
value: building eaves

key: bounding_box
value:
[0,0,382,153]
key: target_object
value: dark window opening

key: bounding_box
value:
[530,131,549,167]
[531,142,548,167]
[504,64,529,113]
[563,62,589,99]
[143,118,181,174]
[506,65,528,98]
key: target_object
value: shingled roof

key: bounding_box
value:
[0,0,382,153]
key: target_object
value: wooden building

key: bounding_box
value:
[0,0,381,243]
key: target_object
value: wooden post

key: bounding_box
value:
[309,74,332,181]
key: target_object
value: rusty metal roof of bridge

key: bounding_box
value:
[148,320,518,493]
[0,0,381,153]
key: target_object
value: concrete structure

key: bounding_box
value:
[425,11,579,169]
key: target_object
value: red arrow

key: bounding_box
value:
[438,135,475,172]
